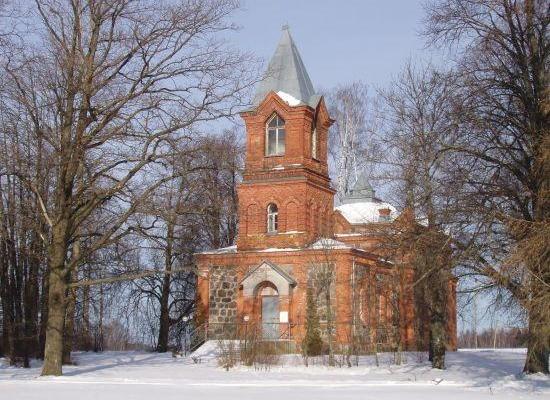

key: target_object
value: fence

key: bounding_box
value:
[182,321,402,356]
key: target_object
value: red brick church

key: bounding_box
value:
[196,27,457,351]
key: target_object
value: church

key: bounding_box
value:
[195,27,457,351]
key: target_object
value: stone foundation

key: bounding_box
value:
[208,266,238,338]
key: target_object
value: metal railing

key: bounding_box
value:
[183,321,402,356]
[182,322,209,355]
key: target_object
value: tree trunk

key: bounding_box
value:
[157,223,174,353]
[41,222,70,376]
[63,240,80,364]
[81,264,92,351]
[430,315,446,369]
[23,232,41,367]
[429,262,447,369]
[94,284,104,352]
[38,264,49,359]
[157,279,171,352]
[428,335,433,362]
[41,269,67,375]
[0,239,11,361]
[523,300,550,374]
[325,288,335,367]
[62,286,76,364]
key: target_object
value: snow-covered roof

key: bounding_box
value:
[276,91,301,106]
[308,238,351,250]
[199,245,304,255]
[335,201,398,224]
[258,247,300,252]
[198,245,237,255]
[199,239,356,255]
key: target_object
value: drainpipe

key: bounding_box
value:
[351,257,356,338]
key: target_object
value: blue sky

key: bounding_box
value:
[230,0,442,90]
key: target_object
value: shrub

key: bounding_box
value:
[302,286,323,364]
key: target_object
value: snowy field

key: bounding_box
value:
[1,346,548,400]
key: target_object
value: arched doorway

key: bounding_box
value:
[257,282,279,340]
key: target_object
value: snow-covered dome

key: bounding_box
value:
[335,173,398,224]
[335,201,397,224]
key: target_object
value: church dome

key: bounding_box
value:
[335,174,398,223]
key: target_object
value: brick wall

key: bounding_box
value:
[236,93,336,250]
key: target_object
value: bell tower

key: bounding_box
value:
[237,26,335,251]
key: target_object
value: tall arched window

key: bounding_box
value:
[267,203,278,233]
[311,127,317,159]
[266,114,285,156]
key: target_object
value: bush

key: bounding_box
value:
[302,286,323,363]
[216,340,239,371]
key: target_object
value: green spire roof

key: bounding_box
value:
[253,26,319,108]
[343,173,376,204]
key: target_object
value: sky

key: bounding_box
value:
[230,0,443,91]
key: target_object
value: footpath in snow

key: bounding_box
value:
[1,347,548,400]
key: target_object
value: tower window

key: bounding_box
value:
[311,127,318,159]
[267,203,278,233]
[266,114,285,156]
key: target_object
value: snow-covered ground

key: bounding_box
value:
[1,346,548,400]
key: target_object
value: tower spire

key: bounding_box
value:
[253,26,318,107]
[343,172,376,204]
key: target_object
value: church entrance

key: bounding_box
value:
[259,284,279,340]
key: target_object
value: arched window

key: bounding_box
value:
[267,203,278,233]
[266,114,285,156]
[311,127,317,159]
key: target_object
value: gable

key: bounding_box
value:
[240,260,297,296]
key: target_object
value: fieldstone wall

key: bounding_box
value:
[208,266,238,338]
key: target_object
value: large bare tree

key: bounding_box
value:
[424,0,549,374]
[0,0,257,375]
[129,131,242,353]
[378,62,459,369]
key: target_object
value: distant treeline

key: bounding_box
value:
[458,328,527,349]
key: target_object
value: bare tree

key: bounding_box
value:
[326,82,379,202]
[0,0,258,375]
[129,131,242,353]
[377,62,460,369]
[0,75,51,366]
[195,129,243,249]
[424,0,549,374]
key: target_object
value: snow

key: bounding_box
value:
[335,201,398,224]
[276,90,302,106]
[258,247,300,252]
[200,245,303,254]
[198,238,352,255]
[199,245,237,254]
[309,237,351,249]
[1,349,548,399]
